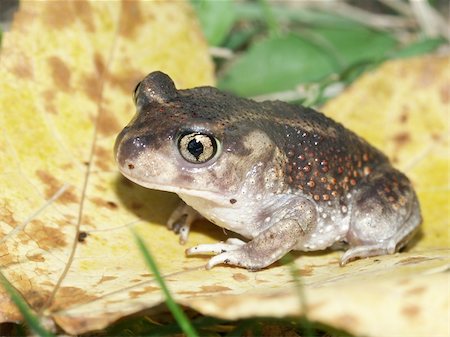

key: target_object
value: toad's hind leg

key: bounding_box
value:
[187,218,305,270]
[341,166,421,266]
[187,197,317,270]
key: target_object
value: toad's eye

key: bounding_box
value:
[177,131,220,164]
[133,81,141,104]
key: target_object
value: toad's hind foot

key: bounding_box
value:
[340,214,421,266]
[340,241,396,266]
[187,217,309,270]
[342,166,421,266]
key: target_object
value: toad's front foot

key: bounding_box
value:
[186,237,269,270]
[186,238,247,268]
[167,201,202,244]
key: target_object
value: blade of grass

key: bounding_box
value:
[132,230,199,337]
[281,254,315,337]
[0,272,55,337]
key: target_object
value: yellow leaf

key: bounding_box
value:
[0,1,448,336]
[0,0,213,332]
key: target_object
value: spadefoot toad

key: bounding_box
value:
[115,71,421,270]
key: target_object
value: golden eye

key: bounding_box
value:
[177,132,219,164]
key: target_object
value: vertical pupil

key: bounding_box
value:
[187,138,204,159]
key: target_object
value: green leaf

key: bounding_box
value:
[234,2,358,29]
[257,0,280,37]
[191,0,236,46]
[306,25,398,68]
[218,33,338,97]
[390,37,446,58]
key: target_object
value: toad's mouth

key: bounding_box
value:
[118,169,230,202]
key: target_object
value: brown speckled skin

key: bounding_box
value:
[115,71,422,270]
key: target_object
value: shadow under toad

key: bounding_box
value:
[113,174,226,243]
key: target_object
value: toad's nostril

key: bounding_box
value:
[115,133,153,169]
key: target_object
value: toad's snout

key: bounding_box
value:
[114,130,152,169]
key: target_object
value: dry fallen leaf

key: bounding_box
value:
[0,2,449,337]
[0,0,215,332]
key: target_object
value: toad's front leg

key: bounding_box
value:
[186,199,316,270]
[167,200,203,244]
